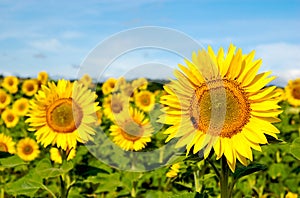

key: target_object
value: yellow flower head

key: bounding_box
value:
[1,108,19,128]
[17,137,40,161]
[102,77,117,95]
[285,78,300,106]
[109,107,153,151]
[22,79,38,96]
[285,192,298,198]
[37,71,49,85]
[95,109,103,126]
[134,90,155,112]
[166,163,181,178]
[1,76,19,94]
[159,44,282,172]
[26,79,100,150]
[0,133,16,154]
[79,74,93,87]
[132,78,148,91]
[13,98,30,116]
[103,93,129,121]
[50,147,76,164]
[0,89,11,109]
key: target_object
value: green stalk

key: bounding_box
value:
[193,170,201,193]
[220,156,229,198]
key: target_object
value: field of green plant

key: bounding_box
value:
[1,47,300,198]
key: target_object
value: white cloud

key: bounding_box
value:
[29,38,63,52]
[254,42,300,86]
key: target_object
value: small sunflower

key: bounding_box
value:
[103,93,129,121]
[159,44,282,172]
[95,109,103,126]
[102,78,117,95]
[109,107,153,151]
[0,89,11,109]
[50,147,76,164]
[26,79,100,150]
[37,71,49,85]
[79,74,93,88]
[22,79,38,96]
[134,90,155,112]
[132,78,148,91]
[1,76,19,94]
[1,109,19,128]
[17,137,40,161]
[285,78,300,106]
[13,98,30,116]
[0,133,16,154]
[166,163,181,178]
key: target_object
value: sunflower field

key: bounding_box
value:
[1,45,300,198]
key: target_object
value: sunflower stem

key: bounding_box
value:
[220,156,230,198]
[193,170,201,193]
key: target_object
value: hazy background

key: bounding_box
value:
[0,0,299,86]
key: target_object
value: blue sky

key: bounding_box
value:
[0,0,299,86]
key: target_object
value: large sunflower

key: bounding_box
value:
[17,137,40,161]
[26,79,100,150]
[1,76,19,94]
[0,89,11,109]
[109,107,153,151]
[1,109,19,128]
[285,78,300,106]
[13,98,30,116]
[134,90,155,112]
[22,79,38,97]
[0,133,16,154]
[159,44,281,171]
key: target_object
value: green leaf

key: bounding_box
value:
[268,163,288,179]
[34,158,73,179]
[233,164,267,180]
[0,151,13,158]
[171,192,207,198]
[290,137,300,160]
[0,155,27,168]
[5,172,43,197]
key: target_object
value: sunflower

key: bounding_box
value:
[13,98,30,116]
[50,147,76,164]
[22,79,38,96]
[285,78,300,106]
[109,107,153,151]
[95,109,103,126]
[132,78,148,91]
[17,137,40,161]
[274,87,286,102]
[103,93,129,121]
[37,71,48,85]
[79,74,93,88]
[102,78,117,95]
[159,44,281,172]
[1,76,19,94]
[1,109,19,128]
[0,133,16,154]
[134,90,155,112]
[0,89,11,109]
[26,79,100,150]
[166,163,180,178]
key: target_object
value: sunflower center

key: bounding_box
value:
[189,79,251,138]
[8,79,14,86]
[22,145,33,155]
[6,114,15,122]
[140,94,150,106]
[121,121,144,141]
[26,84,34,92]
[18,103,26,111]
[0,143,8,152]
[292,86,300,99]
[111,100,123,113]
[46,98,83,133]
[0,95,7,103]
